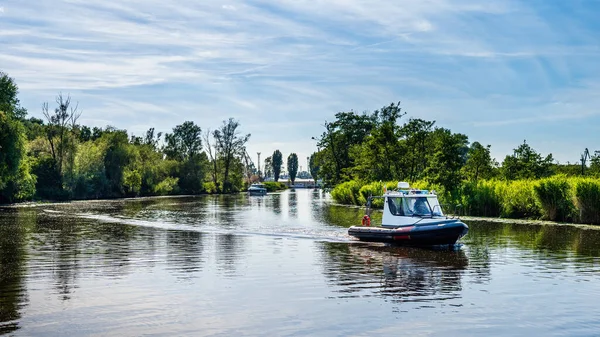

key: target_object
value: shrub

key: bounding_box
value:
[574,179,600,224]
[153,177,179,195]
[499,180,541,219]
[459,180,502,217]
[203,182,217,194]
[330,180,363,205]
[533,177,575,222]
[262,181,287,192]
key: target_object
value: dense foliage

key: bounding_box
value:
[311,101,594,191]
[272,150,282,182]
[330,177,600,225]
[287,153,298,184]
[317,101,599,224]
[0,71,255,203]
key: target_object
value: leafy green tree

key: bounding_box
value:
[213,118,250,193]
[349,103,409,182]
[287,153,299,184]
[589,151,600,176]
[315,110,377,185]
[501,141,554,180]
[103,129,130,196]
[144,127,162,150]
[264,156,273,179]
[400,118,435,181]
[424,128,469,192]
[462,142,496,182]
[163,122,206,193]
[0,112,29,202]
[272,150,283,182]
[203,129,219,192]
[41,93,82,191]
[0,72,27,119]
[164,121,202,161]
[309,152,320,181]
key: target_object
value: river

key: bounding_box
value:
[1,189,600,336]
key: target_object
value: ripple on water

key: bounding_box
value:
[3,191,600,336]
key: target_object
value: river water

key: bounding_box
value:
[1,189,600,336]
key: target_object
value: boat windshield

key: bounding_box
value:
[388,196,444,217]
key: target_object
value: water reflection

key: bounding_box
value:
[0,209,28,334]
[320,243,467,305]
[464,221,600,257]
[1,191,600,336]
[166,230,205,278]
[216,234,246,277]
[288,190,297,218]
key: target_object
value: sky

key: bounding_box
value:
[1,0,599,170]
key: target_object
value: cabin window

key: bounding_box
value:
[402,197,431,216]
[387,197,404,216]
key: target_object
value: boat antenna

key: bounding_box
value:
[366,194,372,216]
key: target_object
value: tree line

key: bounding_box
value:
[0,71,256,203]
[309,101,600,191]
[262,150,303,184]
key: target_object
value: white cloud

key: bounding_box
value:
[1,0,599,163]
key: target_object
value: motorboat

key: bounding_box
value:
[348,182,468,246]
[248,183,267,196]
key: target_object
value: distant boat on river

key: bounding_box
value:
[248,183,267,196]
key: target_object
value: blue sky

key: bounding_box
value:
[1,0,599,169]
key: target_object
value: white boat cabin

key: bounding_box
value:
[377,182,447,228]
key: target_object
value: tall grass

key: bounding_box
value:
[533,176,575,222]
[329,177,600,225]
[459,180,502,217]
[500,180,541,219]
[574,179,600,225]
[330,180,363,206]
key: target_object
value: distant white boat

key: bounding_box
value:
[248,183,267,196]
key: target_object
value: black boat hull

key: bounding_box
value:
[348,221,468,246]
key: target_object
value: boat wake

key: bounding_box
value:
[56,210,354,243]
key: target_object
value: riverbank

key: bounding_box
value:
[0,182,289,208]
[330,177,600,225]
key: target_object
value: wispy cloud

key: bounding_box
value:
[1,0,600,163]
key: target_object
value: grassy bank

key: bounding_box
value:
[261,181,288,192]
[330,176,600,225]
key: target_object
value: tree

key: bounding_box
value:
[501,140,554,180]
[272,150,283,182]
[424,128,469,192]
[0,72,26,119]
[462,142,496,182]
[0,111,29,202]
[213,118,250,193]
[163,121,202,161]
[264,156,273,179]
[144,127,162,150]
[41,93,82,182]
[309,152,320,181]
[591,151,600,175]
[103,129,130,196]
[315,110,378,185]
[287,153,299,184]
[401,118,435,181]
[203,129,219,192]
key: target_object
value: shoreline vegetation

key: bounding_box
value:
[0,182,289,208]
[1,71,293,204]
[330,177,600,225]
[308,101,600,226]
